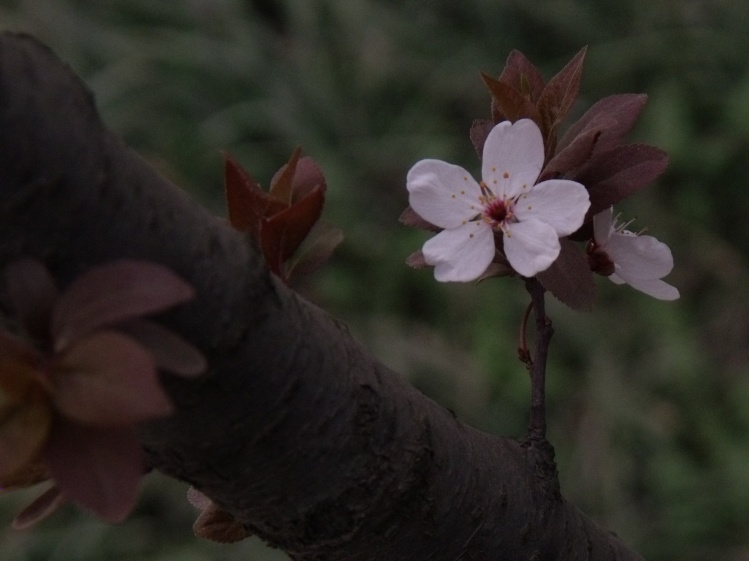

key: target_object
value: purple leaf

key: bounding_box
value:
[540,122,608,181]
[578,144,669,216]
[44,420,144,522]
[12,485,67,530]
[269,147,302,205]
[405,250,429,269]
[535,47,587,157]
[224,155,285,235]
[54,331,173,426]
[498,50,546,102]
[558,94,648,153]
[469,119,494,159]
[286,222,344,281]
[481,72,540,124]
[4,259,59,342]
[260,185,326,278]
[224,155,266,235]
[116,319,206,378]
[52,260,195,352]
[399,207,440,232]
[476,261,514,281]
[537,238,597,311]
[289,156,327,203]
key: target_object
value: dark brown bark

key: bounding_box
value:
[0,32,645,561]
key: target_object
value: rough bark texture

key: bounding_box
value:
[0,33,645,561]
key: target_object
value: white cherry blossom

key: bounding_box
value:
[407,119,590,281]
[590,207,679,300]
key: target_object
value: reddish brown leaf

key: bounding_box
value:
[193,502,251,543]
[481,72,539,124]
[269,146,302,205]
[225,156,264,234]
[116,319,206,378]
[12,485,67,530]
[289,156,327,203]
[51,260,195,352]
[476,262,514,281]
[540,122,608,180]
[55,331,172,426]
[224,156,285,235]
[498,50,546,102]
[44,421,144,522]
[0,392,52,480]
[558,94,648,153]
[399,206,441,232]
[405,250,429,269]
[286,222,344,281]
[260,185,325,278]
[578,144,669,216]
[4,259,59,342]
[537,238,596,311]
[469,119,494,159]
[0,461,49,491]
[536,47,588,157]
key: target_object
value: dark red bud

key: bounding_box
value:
[586,241,615,276]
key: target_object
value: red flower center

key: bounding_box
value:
[485,199,508,224]
[478,181,515,231]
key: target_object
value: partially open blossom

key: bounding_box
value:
[588,207,679,300]
[407,119,590,281]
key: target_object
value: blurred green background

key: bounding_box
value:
[1,0,749,559]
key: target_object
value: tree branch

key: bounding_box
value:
[0,33,644,561]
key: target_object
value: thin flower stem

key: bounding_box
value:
[517,300,534,368]
[524,277,554,440]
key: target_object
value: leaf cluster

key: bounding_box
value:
[0,260,203,527]
[224,150,343,285]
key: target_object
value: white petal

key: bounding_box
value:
[503,219,561,277]
[422,222,495,282]
[612,272,680,300]
[513,179,590,236]
[593,207,614,244]
[607,232,674,280]
[481,119,543,200]
[407,159,482,229]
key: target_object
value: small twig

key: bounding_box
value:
[524,278,554,440]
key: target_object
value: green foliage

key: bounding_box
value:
[2,0,749,559]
